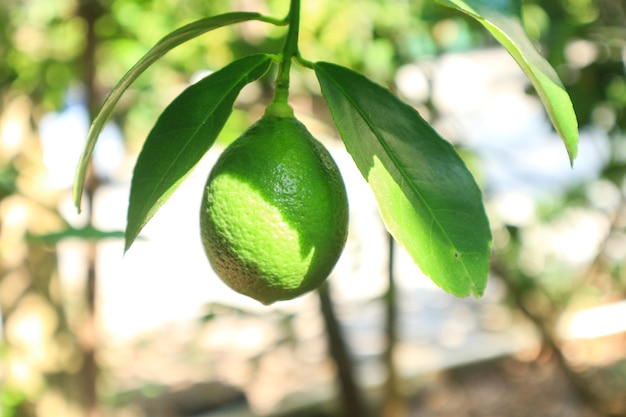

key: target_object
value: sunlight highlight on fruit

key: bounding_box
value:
[200,115,349,305]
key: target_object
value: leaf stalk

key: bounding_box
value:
[269,0,300,111]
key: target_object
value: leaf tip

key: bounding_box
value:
[124,219,151,253]
[568,146,578,168]
[73,198,83,214]
[471,284,486,299]
[123,240,133,255]
[72,173,84,214]
[123,227,136,254]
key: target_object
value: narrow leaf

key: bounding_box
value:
[73,12,284,210]
[315,62,491,297]
[124,54,273,251]
[27,226,125,244]
[432,0,579,164]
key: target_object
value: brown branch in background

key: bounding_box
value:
[76,0,105,415]
[491,258,622,417]
[317,281,370,417]
[382,233,408,417]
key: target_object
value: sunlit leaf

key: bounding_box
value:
[315,62,491,297]
[73,12,285,210]
[124,54,273,251]
[432,0,579,164]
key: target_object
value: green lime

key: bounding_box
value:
[200,114,349,305]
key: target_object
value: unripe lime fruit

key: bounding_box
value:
[200,114,349,305]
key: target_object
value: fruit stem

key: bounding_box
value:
[266,0,300,117]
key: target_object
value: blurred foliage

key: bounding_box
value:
[0,0,506,151]
[4,0,621,151]
[1,0,625,416]
[533,0,626,134]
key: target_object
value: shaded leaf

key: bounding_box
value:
[125,54,273,251]
[315,62,491,297]
[432,0,579,164]
[73,12,284,209]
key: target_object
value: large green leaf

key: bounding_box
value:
[124,54,273,251]
[73,12,284,210]
[315,62,491,297]
[432,0,579,164]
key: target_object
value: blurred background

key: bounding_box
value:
[1,0,625,416]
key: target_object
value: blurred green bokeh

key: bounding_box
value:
[1,0,625,416]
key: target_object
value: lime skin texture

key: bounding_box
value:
[200,115,349,305]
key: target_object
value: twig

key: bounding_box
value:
[492,258,621,417]
[382,233,407,417]
[317,281,370,417]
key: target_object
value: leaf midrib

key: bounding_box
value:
[318,64,477,287]
[74,12,277,209]
[136,58,269,213]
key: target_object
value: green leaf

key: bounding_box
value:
[27,226,126,244]
[315,62,491,297]
[73,12,285,210]
[432,0,579,164]
[124,53,273,251]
